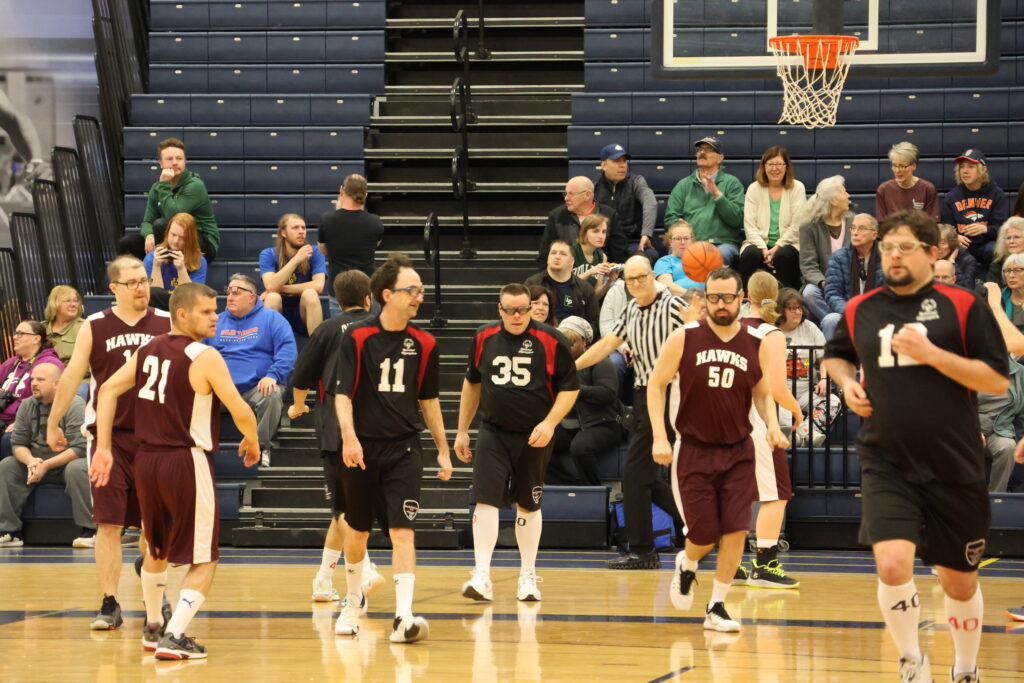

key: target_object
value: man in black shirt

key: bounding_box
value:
[318,174,384,312]
[288,270,383,606]
[455,283,579,603]
[593,143,659,263]
[524,239,600,333]
[333,253,452,643]
[824,210,1009,683]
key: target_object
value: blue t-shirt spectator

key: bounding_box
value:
[654,254,703,290]
[143,251,208,291]
[258,247,327,308]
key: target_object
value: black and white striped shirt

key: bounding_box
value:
[610,289,686,388]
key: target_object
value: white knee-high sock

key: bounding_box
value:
[515,509,542,574]
[166,589,205,638]
[140,569,168,624]
[945,585,983,675]
[473,504,499,574]
[317,547,342,581]
[877,579,922,661]
[394,573,415,617]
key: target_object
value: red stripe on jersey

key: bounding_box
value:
[933,283,974,353]
[843,286,887,352]
[527,327,560,402]
[406,326,437,392]
[473,325,502,371]
[317,379,324,404]
[349,326,380,399]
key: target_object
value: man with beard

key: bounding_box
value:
[646,267,787,633]
[260,213,327,337]
[824,210,1009,683]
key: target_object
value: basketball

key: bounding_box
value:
[681,241,724,282]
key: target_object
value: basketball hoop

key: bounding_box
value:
[768,35,859,129]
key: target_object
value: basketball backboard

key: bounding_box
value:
[650,0,1001,80]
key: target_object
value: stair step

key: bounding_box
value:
[386,17,584,29]
[385,84,583,95]
[371,115,571,126]
[385,50,582,62]
[371,181,564,193]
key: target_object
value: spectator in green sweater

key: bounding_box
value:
[118,137,220,262]
[662,136,745,266]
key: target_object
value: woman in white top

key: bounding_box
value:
[776,287,827,430]
[738,146,806,290]
[795,175,853,322]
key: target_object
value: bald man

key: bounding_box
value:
[538,176,628,265]
[934,259,957,284]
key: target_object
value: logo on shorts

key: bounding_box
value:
[531,486,543,504]
[401,338,418,356]
[916,298,939,322]
[403,499,419,521]
[965,538,985,567]
[519,339,534,355]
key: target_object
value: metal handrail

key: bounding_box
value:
[423,213,447,329]
[451,11,478,259]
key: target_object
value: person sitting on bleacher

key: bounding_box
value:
[795,175,852,323]
[260,213,327,337]
[984,217,1024,286]
[980,280,1024,493]
[0,321,63,433]
[875,141,939,221]
[538,176,628,266]
[738,145,805,290]
[205,274,297,467]
[654,220,703,296]
[525,239,600,334]
[545,316,621,487]
[662,136,744,266]
[43,286,89,402]
[528,285,558,327]
[119,137,220,263]
[775,287,827,433]
[933,259,958,285]
[572,214,620,299]
[937,223,978,288]
[592,143,659,262]
[940,148,1010,267]
[819,213,883,340]
[0,363,91,548]
[995,253,1024,334]
[142,212,208,293]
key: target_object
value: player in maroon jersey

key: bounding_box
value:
[647,267,788,633]
[91,283,259,660]
[46,255,171,631]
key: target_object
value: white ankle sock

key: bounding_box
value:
[710,579,730,605]
[945,585,983,675]
[394,573,415,617]
[515,509,542,574]
[318,547,342,581]
[877,579,922,661]
[140,569,168,624]
[756,538,777,549]
[344,558,365,599]
[473,504,499,574]
[681,552,699,573]
[166,588,205,638]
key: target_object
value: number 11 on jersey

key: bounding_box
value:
[877,322,927,368]
[378,358,406,392]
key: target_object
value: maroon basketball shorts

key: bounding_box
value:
[135,446,219,565]
[750,406,793,502]
[88,429,142,528]
[671,437,756,546]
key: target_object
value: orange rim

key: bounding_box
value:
[769,34,860,69]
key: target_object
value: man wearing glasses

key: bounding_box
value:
[455,283,579,603]
[824,210,1009,682]
[537,176,628,266]
[47,255,171,632]
[204,274,296,467]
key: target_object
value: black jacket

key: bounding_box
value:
[537,202,628,265]
[593,173,657,240]
[573,357,622,429]
[523,270,600,334]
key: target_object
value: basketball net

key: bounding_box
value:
[768,35,859,129]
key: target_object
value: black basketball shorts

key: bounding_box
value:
[472,421,552,513]
[321,449,346,515]
[341,434,422,533]
[858,448,991,573]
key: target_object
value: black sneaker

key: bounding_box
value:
[747,557,800,589]
[732,564,750,585]
[134,554,144,577]
[606,550,662,570]
[90,595,123,630]
[154,632,208,660]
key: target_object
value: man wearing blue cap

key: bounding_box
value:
[594,144,659,263]
[940,148,1010,267]
[663,137,745,266]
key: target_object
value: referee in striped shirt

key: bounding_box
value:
[576,254,687,569]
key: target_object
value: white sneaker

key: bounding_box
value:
[949,666,979,683]
[461,570,493,602]
[516,571,542,602]
[898,655,932,682]
[334,594,365,636]
[389,614,429,643]
[703,601,740,633]
[362,561,385,596]
[670,552,698,611]
[0,533,23,547]
[260,450,271,467]
[72,533,96,549]
[312,576,339,602]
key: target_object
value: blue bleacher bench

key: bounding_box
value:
[23,482,246,521]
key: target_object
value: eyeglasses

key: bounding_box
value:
[623,272,652,285]
[112,278,153,290]
[934,274,957,282]
[784,305,804,311]
[1003,268,1024,276]
[891,164,913,170]
[878,240,929,255]
[391,286,424,298]
[499,305,532,316]
[1005,234,1024,242]
[764,162,787,169]
[851,225,878,234]
[670,236,691,242]
[60,298,80,305]
[563,190,588,198]
[12,331,40,337]
[225,286,254,296]
[706,292,741,304]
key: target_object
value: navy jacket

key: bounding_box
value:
[823,244,885,315]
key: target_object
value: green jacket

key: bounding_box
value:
[140,169,220,251]
[662,169,745,246]
[992,356,1024,440]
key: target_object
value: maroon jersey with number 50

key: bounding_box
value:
[671,320,766,446]
[84,307,171,435]
[134,334,221,452]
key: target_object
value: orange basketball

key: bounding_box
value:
[681,241,724,282]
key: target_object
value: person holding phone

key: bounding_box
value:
[143,212,208,293]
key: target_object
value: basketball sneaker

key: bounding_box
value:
[334,594,366,635]
[0,532,23,547]
[950,668,980,683]
[312,576,339,602]
[670,553,698,611]
[389,614,430,643]
[732,563,749,585]
[747,557,799,589]
[90,595,123,630]
[363,561,386,595]
[154,632,208,660]
[1006,606,1024,622]
[897,655,932,683]
[461,569,493,602]
[72,529,96,548]
[703,601,740,633]
[142,621,165,651]
[516,571,542,602]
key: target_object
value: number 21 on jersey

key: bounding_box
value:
[139,356,170,403]
[877,322,927,368]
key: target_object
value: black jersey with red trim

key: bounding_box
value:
[824,282,1008,484]
[334,316,439,440]
[466,320,579,432]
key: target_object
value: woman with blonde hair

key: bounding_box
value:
[653,220,702,296]
[43,285,85,366]
[745,271,781,325]
[143,212,207,292]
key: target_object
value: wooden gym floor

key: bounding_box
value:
[2,547,1022,682]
